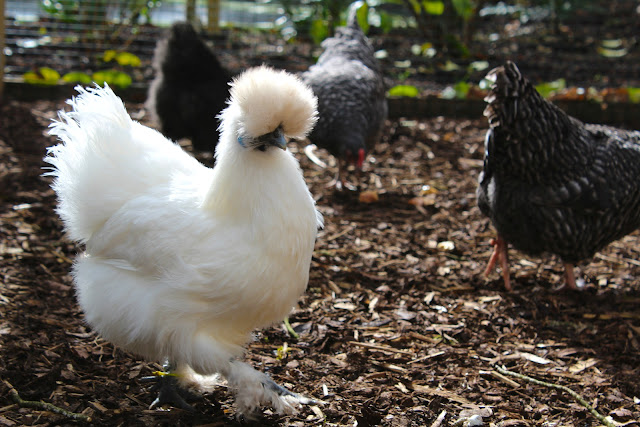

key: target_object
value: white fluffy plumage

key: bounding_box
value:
[44,66,322,416]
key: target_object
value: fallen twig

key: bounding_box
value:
[349,341,413,355]
[411,383,471,405]
[429,410,447,427]
[494,366,616,427]
[3,379,91,422]
[479,369,520,388]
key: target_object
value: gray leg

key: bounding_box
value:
[140,362,195,411]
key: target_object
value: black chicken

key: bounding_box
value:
[477,61,640,290]
[301,5,387,190]
[146,22,231,152]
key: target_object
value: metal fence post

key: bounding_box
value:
[0,0,5,102]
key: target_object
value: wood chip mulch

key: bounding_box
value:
[0,99,638,426]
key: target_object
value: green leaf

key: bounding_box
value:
[535,78,566,98]
[103,50,118,62]
[378,10,392,34]
[103,51,142,67]
[355,1,370,35]
[115,52,142,67]
[39,67,61,81]
[92,70,132,89]
[601,39,623,49]
[597,46,628,58]
[23,67,60,85]
[423,0,444,15]
[628,88,640,104]
[453,81,470,99]
[469,60,489,72]
[451,0,473,20]
[388,85,420,97]
[310,19,329,44]
[62,72,92,85]
[409,0,421,15]
[440,60,461,71]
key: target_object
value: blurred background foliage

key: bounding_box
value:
[31,0,606,47]
[2,0,636,97]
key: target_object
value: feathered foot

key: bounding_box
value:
[229,361,318,419]
[484,236,511,291]
[140,363,195,411]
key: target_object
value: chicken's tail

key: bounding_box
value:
[483,61,570,134]
[45,84,194,243]
[346,2,362,30]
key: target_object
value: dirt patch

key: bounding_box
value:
[0,99,638,426]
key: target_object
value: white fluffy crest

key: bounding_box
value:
[229,65,318,140]
[45,75,322,417]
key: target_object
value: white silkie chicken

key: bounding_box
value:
[44,66,323,417]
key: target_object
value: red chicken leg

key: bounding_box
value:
[562,263,579,290]
[484,236,511,291]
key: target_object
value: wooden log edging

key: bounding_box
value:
[5,81,640,128]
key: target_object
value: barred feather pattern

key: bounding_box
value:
[477,61,640,263]
[301,12,387,162]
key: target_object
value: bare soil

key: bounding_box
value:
[0,97,639,427]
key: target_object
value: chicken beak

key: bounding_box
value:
[270,132,287,150]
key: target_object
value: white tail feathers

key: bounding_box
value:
[45,84,200,243]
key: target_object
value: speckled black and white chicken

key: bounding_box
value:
[477,61,640,290]
[301,3,387,190]
[146,22,231,152]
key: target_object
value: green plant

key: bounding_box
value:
[535,78,566,98]
[400,0,487,56]
[103,50,142,67]
[40,0,79,22]
[92,70,133,89]
[23,67,61,85]
[440,60,488,99]
[277,0,392,44]
[388,84,420,97]
[62,72,93,85]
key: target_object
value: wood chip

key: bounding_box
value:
[411,384,472,405]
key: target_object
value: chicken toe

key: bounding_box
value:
[141,365,195,411]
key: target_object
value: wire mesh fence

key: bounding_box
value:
[2,0,289,90]
[3,0,640,102]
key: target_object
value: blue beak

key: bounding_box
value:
[271,131,287,150]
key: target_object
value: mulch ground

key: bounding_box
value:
[0,96,639,427]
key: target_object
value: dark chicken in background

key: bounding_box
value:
[146,22,231,152]
[477,61,640,290]
[301,4,387,190]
